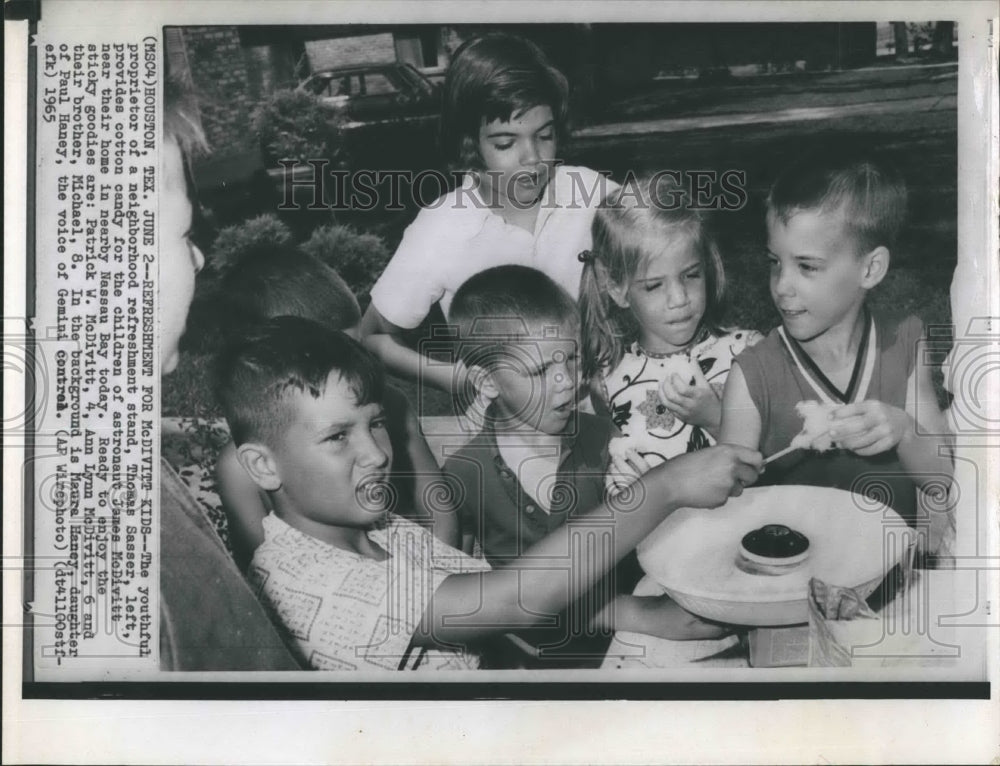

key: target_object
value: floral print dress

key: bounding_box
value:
[601,329,762,486]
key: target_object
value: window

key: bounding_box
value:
[363,72,398,96]
[311,75,349,97]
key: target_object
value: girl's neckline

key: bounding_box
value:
[636,327,709,359]
[468,173,547,234]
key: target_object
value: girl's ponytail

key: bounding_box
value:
[579,249,629,399]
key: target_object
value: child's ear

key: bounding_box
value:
[861,246,890,288]
[469,364,500,401]
[595,261,630,308]
[235,442,282,492]
[608,282,630,309]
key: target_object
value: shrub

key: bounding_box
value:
[300,223,392,303]
[251,88,344,166]
[208,213,293,277]
[162,351,223,419]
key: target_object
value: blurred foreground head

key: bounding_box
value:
[160,78,209,374]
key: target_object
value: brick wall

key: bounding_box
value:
[182,26,257,159]
[305,33,396,69]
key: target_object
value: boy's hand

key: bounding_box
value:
[829,400,912,456]
[640,444,762,510]
[659,365,722,434]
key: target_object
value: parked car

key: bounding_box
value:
[297,63,440,126]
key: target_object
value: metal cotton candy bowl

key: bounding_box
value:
[636,486,907,626]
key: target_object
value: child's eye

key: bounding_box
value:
[326,431,347,443]
[644,281,663,292]
[799,262,820,274]
[538,132,554,142]
[371,417,388,431]
[520,361,548,378]
[684,270,703,281]
[493,142,514,151]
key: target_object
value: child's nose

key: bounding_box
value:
[358,432,390,468]
[520,139,541,166]
[666,280,689,308]
[772,265,794,296]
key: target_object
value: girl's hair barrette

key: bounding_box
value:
[578,249,596,264]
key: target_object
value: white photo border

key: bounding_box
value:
[4,1,998,763]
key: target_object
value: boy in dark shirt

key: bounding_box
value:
[444,266,736,667]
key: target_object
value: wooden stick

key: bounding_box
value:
[763,443,799,465]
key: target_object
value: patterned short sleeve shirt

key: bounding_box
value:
[602,328,763,471]
[249,514,491,671]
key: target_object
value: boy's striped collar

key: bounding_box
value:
[777,309,876,405]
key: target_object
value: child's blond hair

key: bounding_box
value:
[579,175,728,383]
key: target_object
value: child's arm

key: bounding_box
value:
[659,363,723,439]
[719,363,763,450]
[829,358,954,492]
[591,594,733,641]
[413,444,762,648]
[387,386,461,548]
[360,304,469,393]
[216,440,269,571]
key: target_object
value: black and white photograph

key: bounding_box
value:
[5,2,998,763]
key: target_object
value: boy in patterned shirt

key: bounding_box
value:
[216,316,761,670]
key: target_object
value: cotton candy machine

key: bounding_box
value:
[636,486,906,626]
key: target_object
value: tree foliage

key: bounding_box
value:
[251,88,343,165]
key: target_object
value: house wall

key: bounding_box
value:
[305,33,396,68]
[177,27,258,160]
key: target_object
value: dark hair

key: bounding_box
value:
[448,265,578,370]
[579,175,728,382]
[767,147,908,254]
[441,32,570,173]
[216,317,384,447]
[220,248,361,332]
